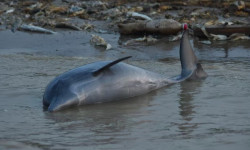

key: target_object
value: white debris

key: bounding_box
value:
[169,34,182,42]
[199,40,212,45]
[106,43,112,50]
[19,24,56,34]
[5,8,15,14]
[127,12,152,20]
[229,33,250,41]
[204,20,234,26]
[201,25,227,41]
[90,34,112,50]
[201,25,250,41]
[68,5,83,14]
[210,34,228,41]
[124,36,157,46]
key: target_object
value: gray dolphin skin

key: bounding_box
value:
[43,30,207,112]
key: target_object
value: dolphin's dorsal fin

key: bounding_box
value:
[92,56,132,76]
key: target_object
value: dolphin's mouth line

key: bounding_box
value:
[48,98,79,112]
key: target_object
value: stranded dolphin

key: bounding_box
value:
[43,30,207,112]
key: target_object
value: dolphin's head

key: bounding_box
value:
[43,79,80,112]
[180,29,207,80]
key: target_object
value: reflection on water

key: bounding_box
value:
[42,89,158,147]
[193,38,250,60]
[179,81,200,121]
[45,93,155,130]
[177,81,203,137]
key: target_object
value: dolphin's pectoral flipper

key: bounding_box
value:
[92,56,132,76]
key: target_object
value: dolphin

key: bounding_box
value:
[43,30,207,112]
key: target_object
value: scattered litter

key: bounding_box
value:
[201,25,227,40]
[5,8,15,14]
[159,5,172,12]
[193,24,250,38]
[81,23,94,30]
[204,20,234,26]
[101,8,123,18]
[127,12,152,20]
[228,33,250,41]
[90,34,112,50]
[18,24,56,34]
[199,40,212,45]
[8,17,23,32]
[95,29,108,34]
[48,6,68,14]
[228,1,245,13]
[210,34,228,41]
[68,5,83,14]
[68,5,85,17]
[1,0,250,44]
[168,34,182,42]
[124,36,157,46]
[218,21,234,26]
[200,25,250,41]
[55,22,82,31]
[24,2,43,14]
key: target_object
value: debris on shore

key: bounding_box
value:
[193,24,250,38]
[195,24,250,41]
[124,36,157,46]
[90,34,112,50]
[54,22,82,31]
[0,0,249,43]
[19,24,56,34]
[127,12,152,21]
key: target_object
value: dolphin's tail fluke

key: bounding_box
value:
[169,29,207,83]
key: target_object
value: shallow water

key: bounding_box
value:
[0,31,250,150]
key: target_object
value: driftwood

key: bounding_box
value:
[118,19,183,35]
[193,25,250,38]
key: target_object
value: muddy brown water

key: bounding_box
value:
[0,30,250,150]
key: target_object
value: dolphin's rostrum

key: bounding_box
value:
[43,30,207,112]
